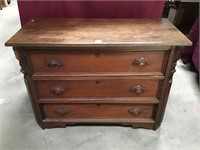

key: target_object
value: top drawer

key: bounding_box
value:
[29,51,166,75]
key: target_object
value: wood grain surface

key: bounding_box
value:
[43,104,153,119]
[5,18,192,47]
[37,79,159,98]
[30,51,165,74]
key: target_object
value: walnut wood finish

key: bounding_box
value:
[5,19,192,130]
[43,104,153,119]
[5,19,192,47]
[39,97,159,104]
[37,79,159,98]
[30,51,165,75]
[153,46,183,130]
[42,119,155,129]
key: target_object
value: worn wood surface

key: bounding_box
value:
[42,118,155,129]
[5,18,192,47]
[30,51,165,74]
[39,97,159,104]
[43,104,153,119]
[37,79,159,98]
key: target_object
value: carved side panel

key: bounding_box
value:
[154,46,182,130]
[168,47,182,84]
[13,47,44,128]
[14,48,28,80]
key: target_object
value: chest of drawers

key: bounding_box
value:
[5,19,191,130]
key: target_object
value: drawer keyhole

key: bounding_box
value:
[96,104,101,106]
[95,52,100,57]
[96,80,100,84]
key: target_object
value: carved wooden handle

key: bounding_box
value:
[50,86,66,96]
[55,108,69,116]
[128,108,142,116]
[129,85,146,94]
[44,59,63,67]
[133,57,148,66]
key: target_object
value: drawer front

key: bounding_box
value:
[43,104,153,119]
[30,51,165,74]
[37,79,159,98]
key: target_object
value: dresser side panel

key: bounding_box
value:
[13,47,45,128]
[153,46,181,130]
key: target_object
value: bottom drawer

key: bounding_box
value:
[43,104,154,119]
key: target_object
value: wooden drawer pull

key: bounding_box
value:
[129,85,146,94]
[55,108,69,116]
[128,107,142,116]
[50,86,66,96]
[132,57,149,66]
[44,59,63,67]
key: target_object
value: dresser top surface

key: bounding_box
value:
[5,18,192,47]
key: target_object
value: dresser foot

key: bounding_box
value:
[152,123,161,130]
[131,123,154,130]
[40,122,68,129]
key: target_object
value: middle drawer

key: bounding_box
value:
[36,79,159,98]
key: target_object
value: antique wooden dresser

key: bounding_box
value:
[5,19,191,130]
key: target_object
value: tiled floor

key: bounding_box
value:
[0,1,200,150]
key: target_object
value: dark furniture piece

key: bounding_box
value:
[5,19,191,130]
[181,16,199,72]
